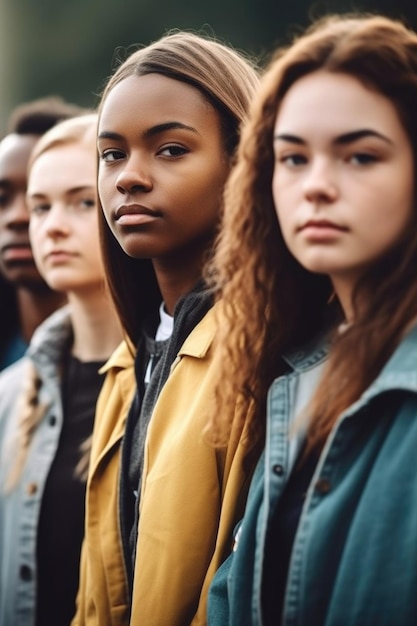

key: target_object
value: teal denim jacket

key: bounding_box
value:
[208,325,417,625]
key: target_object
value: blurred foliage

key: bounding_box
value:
[1,0,417,133]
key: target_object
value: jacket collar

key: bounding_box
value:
[283,322,417,420]
[282,327,330,373]
[100,339,135,374]
[361,323,417,399]
[177,302,218,359]
[26,305,72,366]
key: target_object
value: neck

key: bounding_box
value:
[16,286,67,343]
[153,269,201,316]
[152,246,208,316]
[331,275,355,324]
[68,285,123,362]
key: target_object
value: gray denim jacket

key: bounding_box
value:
[0,306,72,626]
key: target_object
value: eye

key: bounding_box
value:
[278,153,308,167]
[77,197,96,211]
[100,149,125,163]
[67,194,96,214]
[0,191,10,208]
[157,144,188,158]
[29,203,51,215]
[349,152,378,166]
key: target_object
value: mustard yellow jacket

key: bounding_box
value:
[72,339,135,626]
[74,307,257,626]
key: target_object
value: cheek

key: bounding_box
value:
[179,171,224,226]
[368,184,413,236]
[275,209,292,251]
[88,233,102,259]
[87,252,105,275]
[83,216,101,246]
[272,170,289,221]
[98,171,113,212]
[370,158,414,230]
[28,224,42,258]
[272,182,291,239]
[192,163,227,201]
[98,194,113,231]
[80,232,104,273]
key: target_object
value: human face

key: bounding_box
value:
[0,133,44,286]
[27,143,104,296]
[97,74,229,273]
[272,71,414,315]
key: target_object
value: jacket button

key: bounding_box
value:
[26,482,38,495]
[273,464,284,476]
[49,415,56,426]
[315,478,331,494]
[19,564,32,581]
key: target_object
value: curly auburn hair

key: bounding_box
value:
[206,13,417,450]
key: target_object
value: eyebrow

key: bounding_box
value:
[98,121,199,142]
[28,186,94,199]
[274,129,393,146]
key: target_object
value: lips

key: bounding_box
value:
[115,204,159,218]
[299,220,348,232]
[45,249,76,262]
[1,244,34,263]
[297,219,348,243]
[114,204,161,226]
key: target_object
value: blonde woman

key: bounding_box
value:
[0,114,122,626]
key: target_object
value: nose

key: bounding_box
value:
[303,157,338,204]
[116,155,153,195]
[43,205,71,238]
[6,192,30,230]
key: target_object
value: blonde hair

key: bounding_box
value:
[7,113,99,490]
[28,111,97,170]
[5,361,49,490]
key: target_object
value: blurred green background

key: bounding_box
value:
[1,0,416,135]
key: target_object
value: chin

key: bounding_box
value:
[7,268,45,288]
[122,244,156,260]
[298,252,345,276]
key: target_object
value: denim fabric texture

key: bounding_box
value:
[208,325,417,625]
[0,306,71,626]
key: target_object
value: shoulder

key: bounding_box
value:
[0,357,31,434]
[0,356,29,395]
[363,324,417,401]
[29,305,72,350]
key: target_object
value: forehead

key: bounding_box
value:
[274,71,403,138]
[0,133,39,180]
[98,73,215,133]
[28,143,97,193]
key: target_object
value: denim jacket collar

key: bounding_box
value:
[340,323,417,422]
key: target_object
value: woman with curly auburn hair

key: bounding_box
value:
[207,13,417,625]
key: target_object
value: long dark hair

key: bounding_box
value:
[97,30,259,345]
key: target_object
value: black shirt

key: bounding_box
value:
[35,355,104,626]
[262,449,319,625]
